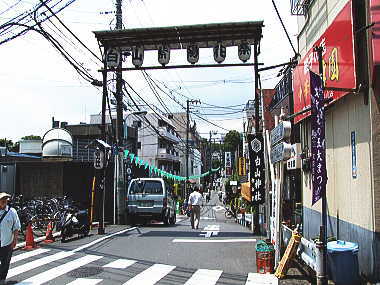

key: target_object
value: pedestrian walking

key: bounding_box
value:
[0,193,21,284]
[188,186,203,230]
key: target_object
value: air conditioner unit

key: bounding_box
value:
[286,143,301,170]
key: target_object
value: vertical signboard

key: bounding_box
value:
[247,133,265,204]
[310,71,327,205]
[238,157,246,176]
[351,131,357,179]
[225,152,232,176]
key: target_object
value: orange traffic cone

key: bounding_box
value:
[23,222,37,250]
[44,222,55,243]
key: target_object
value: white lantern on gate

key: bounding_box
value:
[187,44,199,64]
[238,42,251,62]
[158,45,170,66]
[132,46,144,67]
[213,43,226,64]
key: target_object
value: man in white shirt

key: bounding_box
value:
[188,186,203,229]
[0,192,21,284]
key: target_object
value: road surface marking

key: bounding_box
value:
[184,269,223,285]
[73,227,138,252]
[200,217,216,220]
[66,278,103,285]
[11,248,50,264]
[16,254,103,285]
[173,238,257,243]
[123,264,176,285]
[199,225,220,238]
[103,259,137,269]
[212,206,225,212]
[8,251,74,278]
[245,273,278,285]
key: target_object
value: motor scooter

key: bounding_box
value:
[59,205,90,242]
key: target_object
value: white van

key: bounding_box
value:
[126,178,176,225]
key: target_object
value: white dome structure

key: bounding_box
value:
[42,128,73,159]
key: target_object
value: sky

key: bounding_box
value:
[0,0,298,142]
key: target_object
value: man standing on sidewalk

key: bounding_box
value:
[188,186,203,230]
[0,193,21,285]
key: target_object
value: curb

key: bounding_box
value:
[14,231,61,250]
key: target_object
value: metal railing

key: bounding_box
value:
[282,224,317,271]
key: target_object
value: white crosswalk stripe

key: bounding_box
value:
[7,251,74,279]
[103,259,136,269]
[66,278,103,285]
[184,269,223,285]
[16,254,102,285]
[7,249,278,285]
[11,248,51,264]
[123,264,176,285]
[245,273,279,285]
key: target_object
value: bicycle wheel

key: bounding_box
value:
[225,210,233,219]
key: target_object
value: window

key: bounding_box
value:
[129,180,163,195]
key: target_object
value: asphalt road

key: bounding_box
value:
[6,191,278,285]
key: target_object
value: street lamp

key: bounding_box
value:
[114,110,147,225]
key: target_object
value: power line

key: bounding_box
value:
[271,0,297,56]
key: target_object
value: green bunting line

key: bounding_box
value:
[124,149,220,182]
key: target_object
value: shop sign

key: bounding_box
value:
[370,0,380,92]
[270,142,292,164]
[293,1,356,123]
[225,152,232,176]
[270,69,292,111]
[247,133,265,204]
[351,131,357,179]
[238,157,246,176]
[270,121,292,146]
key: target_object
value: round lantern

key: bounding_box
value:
[238,42,251,62]
[158,45,170,66]
[213,43,226,64]
[187,44,199,64]
[132,46,144,67]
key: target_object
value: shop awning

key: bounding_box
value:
[241,182,251,202]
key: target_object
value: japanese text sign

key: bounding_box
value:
[310,71,327,205]
[293,1,356,123]
[247,133,265,204]
[238,157,246,176]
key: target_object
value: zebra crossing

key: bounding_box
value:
[7,248,278,285]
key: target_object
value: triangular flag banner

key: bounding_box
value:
[124,150,129,157]
[139,159,144,166]
[144,162,149,169]
[129,153,135,161]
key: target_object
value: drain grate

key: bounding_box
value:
[68,266,103,278]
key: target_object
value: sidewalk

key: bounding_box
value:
[279,260,315,285]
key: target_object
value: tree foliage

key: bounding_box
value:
[21,135,42,140]
[223,130,242,152]
[0,138,19,152]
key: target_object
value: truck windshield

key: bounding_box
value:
[129,180,163,195]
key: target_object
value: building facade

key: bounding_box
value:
[291,0,379,280]
[137,113,181,175]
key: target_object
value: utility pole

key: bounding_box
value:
[115,0,125,224]
[98,58,108,235]
[186,100,190,200]
[315,46,328,285]
[185,99,200,199]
